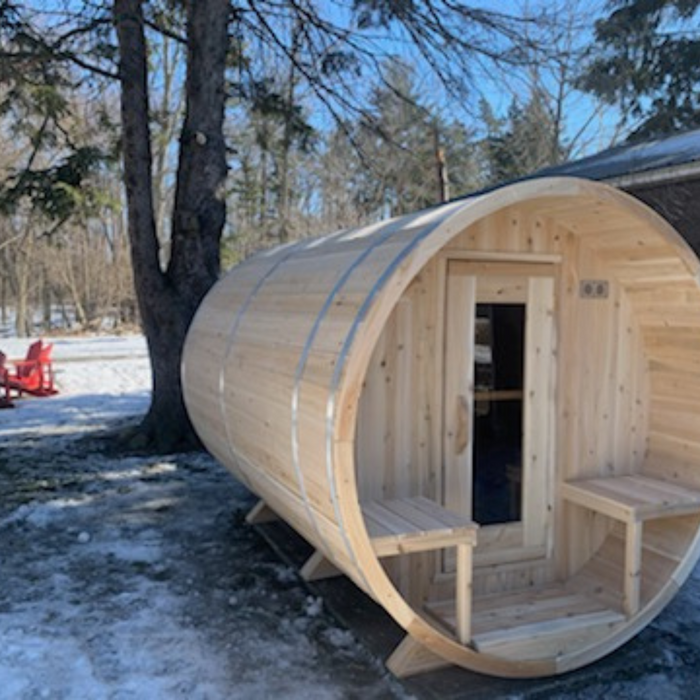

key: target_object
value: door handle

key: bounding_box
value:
[455,394,469,455]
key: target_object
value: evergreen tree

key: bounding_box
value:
[480,92,567,186]
[580,0,700,141]
[342,61,482,219]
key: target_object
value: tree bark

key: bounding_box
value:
[114,0,229,451]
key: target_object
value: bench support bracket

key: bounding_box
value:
[386,635,451,678]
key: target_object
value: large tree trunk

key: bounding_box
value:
[114,0,229,451]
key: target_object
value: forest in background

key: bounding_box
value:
[1,0,697,338]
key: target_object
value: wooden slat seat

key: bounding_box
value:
[562,474,700,616]
[562,475,700,522]
[362,496,478,556]
[262,494,478,674]
[361,496,478,646]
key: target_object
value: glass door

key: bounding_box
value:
[473,302,525,525]
[442,260,556,562]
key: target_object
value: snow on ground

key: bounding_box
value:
[1,336,150,441]
[0,335,406,700]
[7,335,700,699]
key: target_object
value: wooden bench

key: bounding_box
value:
[250,495,478,677]
[299,496,478,645]
[361,496,478,645]
[561,474,700,616]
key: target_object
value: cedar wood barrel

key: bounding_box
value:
[182,177,700,678]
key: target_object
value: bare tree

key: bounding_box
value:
[115,0,228,448]
[3,0,557,449]
[482,0,621,171]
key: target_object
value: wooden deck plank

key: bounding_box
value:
[410,496,480,531]
[380,498,454,533]
[362,502,417,538]
[362,497,478,552]
[472,610,625,652]
[425,582,625,657]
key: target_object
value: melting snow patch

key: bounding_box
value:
[322,627,356,650]
[98,462,178,482]
[1,497,93,528]
[304,596,324,618]
[273,564,298,584]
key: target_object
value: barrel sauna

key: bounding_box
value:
[182,177,700,678]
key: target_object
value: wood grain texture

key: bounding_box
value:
[183,177,700,678]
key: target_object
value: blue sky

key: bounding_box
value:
[315,0,624,157]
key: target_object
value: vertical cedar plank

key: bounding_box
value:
[523,276,556,549]
[443,269,477,519]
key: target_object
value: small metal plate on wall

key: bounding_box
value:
[580,280,609,299]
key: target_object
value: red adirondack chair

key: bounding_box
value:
[0,339,58,398]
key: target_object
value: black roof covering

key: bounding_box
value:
[534,128,700,181]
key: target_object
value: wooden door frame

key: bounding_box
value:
[437,254,558,568]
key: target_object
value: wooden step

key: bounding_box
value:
[426,584,626,661]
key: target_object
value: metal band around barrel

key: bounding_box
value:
[325,212,455,578]
[219,231,348,548]
[219,239,309,474]
[291,215,428,582]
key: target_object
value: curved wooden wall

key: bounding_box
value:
[183,177,700,677]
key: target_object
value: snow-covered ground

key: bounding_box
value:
[0,335,404,700]
[6,334,700,700]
